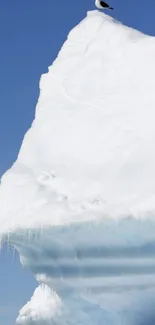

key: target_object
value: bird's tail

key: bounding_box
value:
[109,7,114,10]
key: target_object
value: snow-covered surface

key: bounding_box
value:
[16,285,63,324]
[1,10,155,325]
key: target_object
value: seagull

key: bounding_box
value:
[95,0,113,10]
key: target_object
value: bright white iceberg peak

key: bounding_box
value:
[1,10,155,325]
[1,11,155,232]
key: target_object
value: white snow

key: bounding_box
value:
[0,10,155,325]
[16,285,63,324]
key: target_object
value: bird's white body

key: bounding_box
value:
[95,0,112,10]
[95,0,105,9]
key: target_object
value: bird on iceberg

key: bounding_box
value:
[95,0,113,10]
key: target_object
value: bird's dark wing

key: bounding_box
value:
[100,1,110,8]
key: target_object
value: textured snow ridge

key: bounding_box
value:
[1,10,155,325]
[16,284,63,325]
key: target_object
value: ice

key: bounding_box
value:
[16,284,63,324]
[0,10,155,325]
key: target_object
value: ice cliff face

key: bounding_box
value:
[1,10,155,325]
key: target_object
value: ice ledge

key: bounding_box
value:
[87,10,115,21]
[86,10,120,28]
[86,9,145,39]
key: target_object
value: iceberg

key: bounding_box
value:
[0,10,155,325]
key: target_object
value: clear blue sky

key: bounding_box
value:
[0,0,155,324]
